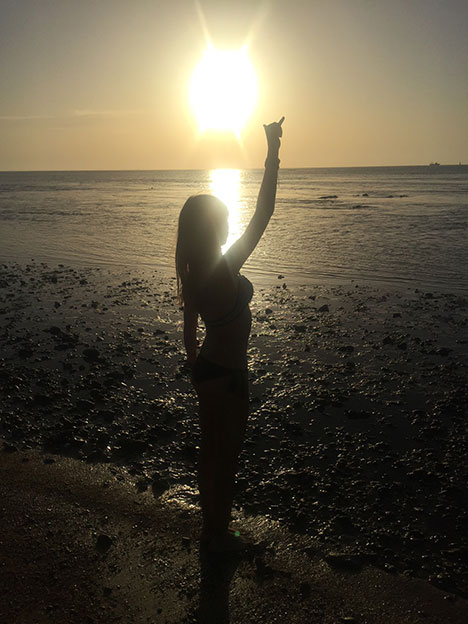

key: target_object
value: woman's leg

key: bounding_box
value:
[196,377,249,544]
[198,390,216,539]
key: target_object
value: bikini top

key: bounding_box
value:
[201,274,253,328]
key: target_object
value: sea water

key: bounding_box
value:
[0,166,467,292]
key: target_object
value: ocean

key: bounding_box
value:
[1,166,467,292]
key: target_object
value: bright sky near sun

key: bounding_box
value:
[1,0,467,170]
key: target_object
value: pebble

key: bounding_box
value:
[299,581,311,598]
[325,552,363,571]
[83,348,100,361]
[96,534,113,552]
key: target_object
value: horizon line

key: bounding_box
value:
[0,163,466,173]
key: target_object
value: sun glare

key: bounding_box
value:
[210,169,243,252]
[190,45,257,135]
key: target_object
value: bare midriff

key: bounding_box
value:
[200,305,252,369]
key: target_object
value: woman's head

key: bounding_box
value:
[175,194,228,304]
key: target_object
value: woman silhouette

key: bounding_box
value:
[176,117,284,551]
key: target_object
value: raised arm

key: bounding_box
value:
[224,117,284,275]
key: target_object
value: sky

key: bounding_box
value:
[1,0,467,170]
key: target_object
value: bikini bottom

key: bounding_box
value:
[191,354,248,400]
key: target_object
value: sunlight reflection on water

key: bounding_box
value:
[209,169,244,252]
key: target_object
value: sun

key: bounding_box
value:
[189,44,257,136]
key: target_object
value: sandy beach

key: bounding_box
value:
[1,260,468,620]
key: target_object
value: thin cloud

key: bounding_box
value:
[0,114,56,120]
[72,109,145,117]
[0,110,147,121]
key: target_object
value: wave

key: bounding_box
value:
[277,198,374,210]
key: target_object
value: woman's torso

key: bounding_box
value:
[191,263,253,368]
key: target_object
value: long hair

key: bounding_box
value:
[175,194,227,306]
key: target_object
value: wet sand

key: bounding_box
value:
[1,448,467,623]
[1,261,467,611]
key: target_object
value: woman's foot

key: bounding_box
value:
[200,528,251,554]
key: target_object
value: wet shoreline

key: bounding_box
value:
[1,261,467,598]
[3,448,467,623]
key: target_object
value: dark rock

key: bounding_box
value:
[437,347,452,356]
[151,475,171,497]
[325,552,363,571]
[83,347,100,361]
[18,347,33,358]
[117,438,147,457]
[181,445,197,461]
[318,304,329,313]
[255,557,277,580]
[85,449,106,463]
[299,581,311,599]
[345,410,372,419]
[98,409,114,423]
[429,573,457,592]
[76,398,95,410]
[89,389,105,402]
[294,325,307,333]
[333,514,356,533]
[96,534,113,553]
[408,468,438,482]
[32,393,52,406]
[136,479,149,493]
[43,431,85,452]
[3,442,18,453]
[284,422,302,435]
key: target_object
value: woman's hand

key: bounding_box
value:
[263,116,285,153]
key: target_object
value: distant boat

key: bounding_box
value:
[429,162,440,167]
